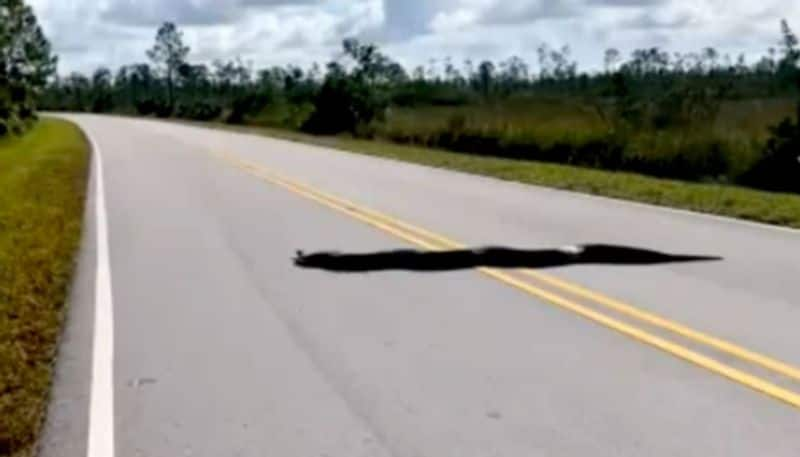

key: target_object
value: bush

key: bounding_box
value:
[136,98,174,118]
[226,93,270,125]
[302,74,386,135]
[176,102,222,121]
[623,135,733,181]
[153,101,174,118]
[91,94,114,113]
[244,101,315,130]
[740,103,800,193]
[135,99,156,116]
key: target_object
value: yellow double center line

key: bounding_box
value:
[215,150,800,410]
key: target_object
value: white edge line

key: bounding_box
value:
[165,120,800,236]
[86,129,115,457]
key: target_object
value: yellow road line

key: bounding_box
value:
[216,151,800,409]
[235,156,800,385]
[311,187,800,386]
[518,270,800,383]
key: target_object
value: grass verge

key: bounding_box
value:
[0,119,90,457]
[204,122,800,229]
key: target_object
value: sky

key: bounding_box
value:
[27,0,800,75]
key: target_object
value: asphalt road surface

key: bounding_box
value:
[42,114,800,457]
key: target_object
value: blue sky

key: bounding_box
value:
[28,0,800,75]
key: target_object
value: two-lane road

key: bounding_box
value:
[43,115,800,457]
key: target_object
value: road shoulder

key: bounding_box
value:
[38,134,96,457]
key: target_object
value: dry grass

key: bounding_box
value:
[0,119,90,457]
[387,96,796,141]
[380,96,798,181]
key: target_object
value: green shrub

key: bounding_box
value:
[302,73,386,135]
[176,102,222,121]
[741,103,800,192]
[624,134,733,180]
[153,101,174,118]
[135,99,156,115]
[226,93,272,125]
[91,94,114,113]
[135,99,173,117]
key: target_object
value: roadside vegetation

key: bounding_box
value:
[1,2,83,456]
[0,119,89,457]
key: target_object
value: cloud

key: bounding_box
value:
[620,10,696,29]
[101,0,235,26]
[381,0,581,39]
[429,9,481,32]
[586,0,668,6]
[25,0,800,74]
[480,0,581,25]
[100,0,322,27]
[380,0,467,41]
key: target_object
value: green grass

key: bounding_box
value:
[0,119,90,457]
[206,122,800,229]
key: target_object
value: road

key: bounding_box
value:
[42,114,800,457]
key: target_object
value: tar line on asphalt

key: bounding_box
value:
[87,132,116,457]
[214,150,800,410]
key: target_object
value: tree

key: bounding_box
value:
[780,19,799,63]
[63,73,91,111]
[0,0,57,135]
[742,102,800,192]
[702,47,719,73]
[624,48,670,76]
[342,38,405,86]
[91,67,114,112]
[777,19,800,87]
[551,46,578,81]
[128,64,155,111]
[146,22,190,109]
[742,61,800,192]
[476,61,495,96]
[178,63,210,99]
[302,41,390,135]
[498,56,529,92]
[537,44,577,83]
[604,48,621,74]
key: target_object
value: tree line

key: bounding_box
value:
[40,20,800,130]
[0,0,56,136]
[41,20,800,192]
[2,4,798,193]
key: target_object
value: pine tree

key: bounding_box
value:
[0,0,57,135]
[146,22,190,111]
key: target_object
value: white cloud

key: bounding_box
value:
[481,0,582,25]
[430,9,481,33]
